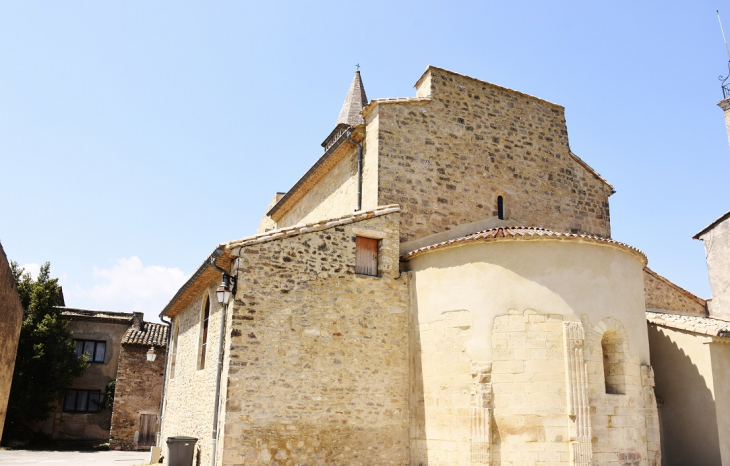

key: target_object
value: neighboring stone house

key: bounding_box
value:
[0,243,23,441]
[158,67,665,465]
[35,308,167,449]
[109,321,168,450]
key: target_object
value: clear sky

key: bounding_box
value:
[2,2,729,323]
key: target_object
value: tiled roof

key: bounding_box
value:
[122,322,169,347]
[693,209,730,239]
[227,205,400,250]
[647,310,730,338]
[60,308,135,324]
[401,226,646,263]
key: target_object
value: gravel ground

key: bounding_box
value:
[0,449,151,466]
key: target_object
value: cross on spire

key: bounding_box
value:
[356,63,360,71]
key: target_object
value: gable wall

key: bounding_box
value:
[220,212,409,465]
[375,68,612,243]
[699,215,730,320]
[643,268,706,316]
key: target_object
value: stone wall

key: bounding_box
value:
[643,268,707,316]
[110,344,166,450]
[407,237,658,465]
[220,211,409,465]
[0,244,23,441]
[370,66,613,243]
[160,279,224,466]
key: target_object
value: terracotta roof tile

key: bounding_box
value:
[647,311,730,338]
[122,322,169,347]
[227,205,400,250]
[401,226,646,263]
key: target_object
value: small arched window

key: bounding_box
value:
[497,196,505,220]
[198,295,210,370]
[601,329,626,395]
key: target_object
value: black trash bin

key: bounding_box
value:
[166,436,198,466]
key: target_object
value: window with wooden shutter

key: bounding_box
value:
[355,237,378,276]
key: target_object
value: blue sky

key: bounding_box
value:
[2,2,729,322]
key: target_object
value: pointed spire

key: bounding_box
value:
[336,69,368,126]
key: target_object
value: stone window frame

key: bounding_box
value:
[593,318,630,396]
[197,293,211,371]
[352,227,386,278]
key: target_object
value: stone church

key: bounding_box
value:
[158,66,675,465]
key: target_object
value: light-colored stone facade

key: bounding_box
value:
[160,280,224,466]
[160,67,663,466]
[0,243,23,441]
[648,324,730,466]
[407,239,659,466]
[695,211,730,321]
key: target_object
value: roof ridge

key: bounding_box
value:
[647,310,730,338]
[401,226,646,263]
[227,205,401,249]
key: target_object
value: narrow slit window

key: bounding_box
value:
[602,329,627,395]
[497,196,505,220]
[199,296,210,370]
[355,237,379,276]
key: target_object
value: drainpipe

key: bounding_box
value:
[346,130,363,212]
[209,256,236,466]
[156,316,172,448]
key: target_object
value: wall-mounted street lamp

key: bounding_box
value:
[216,274,232,305]
[146,346,157,362]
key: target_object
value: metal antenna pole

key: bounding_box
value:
[718,10,730,61]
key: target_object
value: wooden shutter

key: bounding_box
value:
[356,237,378,276]
[139,414,158,446]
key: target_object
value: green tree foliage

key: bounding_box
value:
[2,262,88,442]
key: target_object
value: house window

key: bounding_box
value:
[63,389,101,413]
[198,295,210,370]
[497,196,505,220]
[74,340,106,363]
[355,236,379,276]
[601,329,627,395]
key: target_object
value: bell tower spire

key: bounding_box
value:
[336,68,368,126]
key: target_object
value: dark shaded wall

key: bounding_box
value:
[0,243,23,440]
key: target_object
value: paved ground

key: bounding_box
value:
[0,450,151,466]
